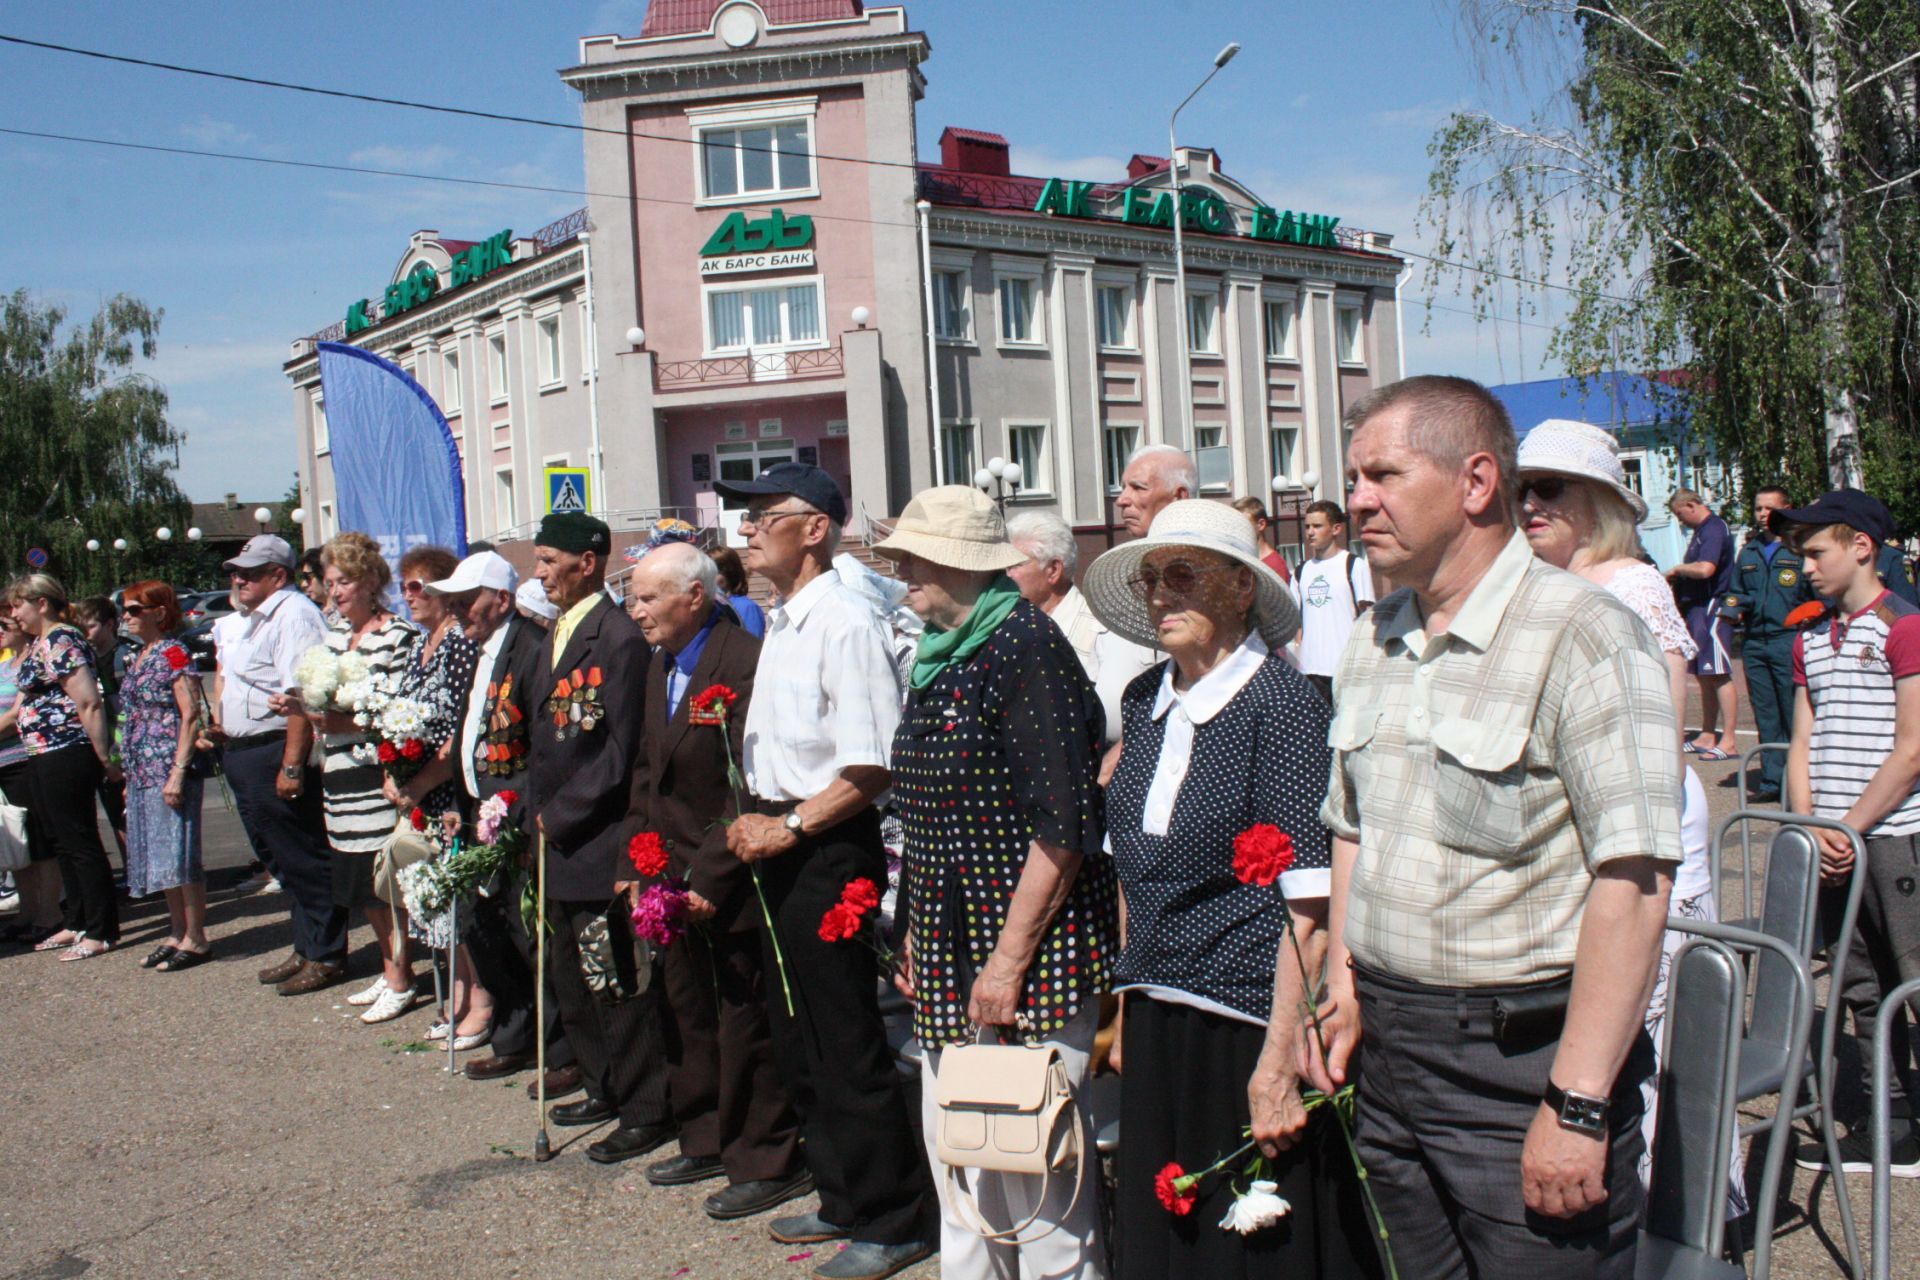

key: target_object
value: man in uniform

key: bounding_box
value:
[1723,486,1815,803]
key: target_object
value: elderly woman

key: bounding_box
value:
[4,575,119,959]
[1083,501,1379,1280]
[874,485,1116,1279]
[1515,418,1736,1208]
[119,581,212,971]
[0,597,62,945]
[279,533,420,1017]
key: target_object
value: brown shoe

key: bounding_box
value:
[257,953,305,985]
[526,1065,584,1100]
[276,960,347,995]
[464,1052,535,1081]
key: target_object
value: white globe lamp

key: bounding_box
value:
[85,539,101,552]
[253,507,272,525]
[112,538,128,552]
[186,528,203,543]
[972,467,994,489]
[1002,463,1023,489]
[625,326,646,347]
[155,526,173,541]
[1301,469,1321,491]
[290,507,307,524]
[850,306,871,329]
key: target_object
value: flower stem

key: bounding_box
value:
[720,713,794,1018]
[752,863,796,1017]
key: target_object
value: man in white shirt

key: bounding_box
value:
[1006,509,1156,744]
[1114,443,1197,538]
[715,463,932,1280]
[1290,500,1376,703]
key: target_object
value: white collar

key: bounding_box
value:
[772,568,842,628]
[1151,633,1268,725]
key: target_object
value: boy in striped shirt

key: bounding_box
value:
[1782,489,1920,1176]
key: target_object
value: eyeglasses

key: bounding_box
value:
[740,508,814,530]
[401,579,428,595]
[1125,560,1239,600]
[1522,477,1569,504]
[121,603,146,617]
[228,565,274,582]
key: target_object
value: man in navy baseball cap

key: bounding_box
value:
[1771,487,1896,545]
[713,462,848,526]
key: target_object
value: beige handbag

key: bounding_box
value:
[932,1036,1086,1244]
[373,817,437,905]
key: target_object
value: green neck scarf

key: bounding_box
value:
[909,573,1022,691]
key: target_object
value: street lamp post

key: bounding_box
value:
[1168,41,1240,453]
[973,456,1023,516]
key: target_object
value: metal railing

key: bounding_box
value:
[654,345,844,390]
[534,207,588,249]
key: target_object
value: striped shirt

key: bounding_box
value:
[1793,590,1920,837]
[1323,531,1683,987]
[320,615,419,854]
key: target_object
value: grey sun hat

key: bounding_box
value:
[1516,418,1649,520]
[1082,499,1301,650]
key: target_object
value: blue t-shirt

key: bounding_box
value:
[1679,514,1736,610]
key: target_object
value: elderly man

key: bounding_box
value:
[1666,489,1739,759]
[714,463,932,1280]
[1114,443,1196,538]
[623,542,808,1220]
[204,535,341,995]
[527,513,670,1164]
[1307,376,1680,1277]
[1005,509,1155,744]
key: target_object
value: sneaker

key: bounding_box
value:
[0,891,19,915]
[1795,1127,1920,1177]
[360,985,416,1024]
[345,975,390,1007]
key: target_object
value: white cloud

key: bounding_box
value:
[346,144,460,172]
[1367,100,1464,131]
[139,339,292,389]
[1008,146,1128,183]
[178,119,262,152]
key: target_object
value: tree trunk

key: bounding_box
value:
[1807,0,1863,488]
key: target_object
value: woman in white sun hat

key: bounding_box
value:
[1515,417,1744,1217]
[1082,500,1378,1279]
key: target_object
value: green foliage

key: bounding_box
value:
[1421,2,1920,525]
[0,290,194,593]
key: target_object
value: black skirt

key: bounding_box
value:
[1117,994,1383,1280]
[332,848,379,911]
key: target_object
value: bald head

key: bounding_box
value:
[628,541,719,651]
[1117,444,1198,537]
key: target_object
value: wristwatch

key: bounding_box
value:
[1544,1081,1610,1136]
[782,810,806,839]
[282,765,303,781]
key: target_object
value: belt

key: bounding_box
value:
[224,730,287,751]
[753,797,800,817]
[1351,962,1572,1002]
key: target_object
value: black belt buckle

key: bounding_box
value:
[1491,981,1571,1044]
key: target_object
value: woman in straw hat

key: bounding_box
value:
[874,485,1116,1278]
[1082,500,1380,1279]
[1515,418,1742,1214]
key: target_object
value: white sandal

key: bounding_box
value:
[452,1027,492,1052]
[360,985,416,1024]
[345,975,390,1007]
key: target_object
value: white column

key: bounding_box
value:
[1223,271,1262,500]
[1138,265,1173,445]
[1048,252,1093,525]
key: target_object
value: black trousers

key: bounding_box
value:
[757,806,929,1245]
[545,896,670,1127]
[0,758,49,863]
[664,922,802,1184]
[224,738,345,965]
[464,883,574,1066]
[1352,967,1652,1280]
[28,745,117,942]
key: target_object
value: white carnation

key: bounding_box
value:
[337,651,372,685]
[292,646,341,708]
[378,696,432,740]
[1219,1181,1291,1234]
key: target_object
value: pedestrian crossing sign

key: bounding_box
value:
[545,467,591,515]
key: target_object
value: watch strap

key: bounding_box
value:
[1544,1081,1609,1134]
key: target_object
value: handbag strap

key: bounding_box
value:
[943,1141,1086,1246]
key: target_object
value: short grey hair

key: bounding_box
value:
[1126,443,1199,495]
[641,540,720,599]
[1005,510,1078,575]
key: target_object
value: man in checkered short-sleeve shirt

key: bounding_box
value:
[1304,377,1682,1278]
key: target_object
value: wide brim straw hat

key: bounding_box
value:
[1082,498,1301,651]
[872,485,1030,574]
[1515,418,1649,520]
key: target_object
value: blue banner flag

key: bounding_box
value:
[316,342,466,615]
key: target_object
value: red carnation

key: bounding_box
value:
[1784,600,1827,629]
[818,903,863,943]
[1154,1162,1198,1216]
[409,807,427,832]
[400,738,426,761]
[497,789,519,807]
[163,645,191,671]
[376,740,398,764]
[841,877,881,915]
[691,684,738,713]
[628,831,669,877]
[1233,824,1296,887]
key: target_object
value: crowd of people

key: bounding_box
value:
[5,372,1920,1280]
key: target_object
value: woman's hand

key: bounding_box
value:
[162,769,186,810]
[102,760,124,786]
[1248,1043,1310,1158]
[966,951,1026,1028]
[893,929,916,1003]
[381,775,408,809]
[1107,997,1125,1074]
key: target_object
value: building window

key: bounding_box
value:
[699,119,814,201]
[487,330,508,403]
[941,420,977,485]
[1096,283,1134,349]
[1620,453,1645,497]
[1270,422,1301,483]
[996,274,1040,346]
[1187,292,1219,356]
[1006,422,1053,497]
[706,280,824,354]
[1336,302,1365,365]
[1264,298,1297,360]
[1103,423,1140,494]
[933,270,971,342]
[536,314,563,388]
[441,348,462,414]
[579,303,594,382]
[312,391,329,454]
[495,469,516,530]
[715,438,795,502]
[1194,424,1229,490]
[318,502,336,538]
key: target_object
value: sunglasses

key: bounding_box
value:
[122,603,147,617]
[1522,477,1570,504]
[401,579,428,595]
[1125,560,1238,600]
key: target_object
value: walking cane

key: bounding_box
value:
[445,885,459,1077]
[533,832,552,1162]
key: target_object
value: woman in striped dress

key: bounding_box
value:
[315,533,420,1023]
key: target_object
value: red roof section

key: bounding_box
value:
[939,127,1008,146]
[639,0,863,38]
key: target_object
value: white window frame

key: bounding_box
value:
[1004,420,1054,499]
[713,437,797,501]
[1335,299,1366,367]
[318,501,336,538]
[1186,288,1221,356]
[1619,451,1647,499]
[1094,276,1136,352]
[494,467,517,531]
[535,310,564,391]
[441,347,462,414]
[1262,290,1299,362]
[486,328,509,405]
[932,268,973,344]
[688,96,821,207]
[1103,422,1141,495]
[941,419,979,485]
[993,258,1045,349]
[1269,420,1302,484]
[1194,423,1230,492]
[701,275,828,357]
[311,389,329,455]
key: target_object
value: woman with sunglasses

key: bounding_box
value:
[1515,418,1741,1213]
[1083,501,1379,1280]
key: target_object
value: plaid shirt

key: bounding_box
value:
[1323,532,1682,987]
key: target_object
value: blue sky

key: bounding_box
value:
[0,0,1575,502]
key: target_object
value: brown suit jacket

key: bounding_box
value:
[625,610,760,932]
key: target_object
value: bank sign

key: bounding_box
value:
[699,209,816,276]
[1032,178,1341,250]
[345,229,516,336]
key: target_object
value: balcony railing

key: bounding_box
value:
[654,344,844,390]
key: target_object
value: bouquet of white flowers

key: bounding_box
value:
[292,645,343,711]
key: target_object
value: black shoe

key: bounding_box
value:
[646,1154,726,1187]
[549,1097,615,1127]
[705,1169,815,1220]
[1795,1127,1920,1176]
[587,1121,677,1164]
[769,1210,851,1245]
[1749,787,1782,805]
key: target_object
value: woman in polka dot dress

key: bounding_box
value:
[874,485,1117,1280]
[1084,500,1382,1280]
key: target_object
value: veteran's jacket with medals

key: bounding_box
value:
[451,614,546,832]
[528,595,651,901]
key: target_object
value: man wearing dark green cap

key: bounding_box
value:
[525,512,671,1163]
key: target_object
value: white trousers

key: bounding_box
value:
[919,1003,1107,1280]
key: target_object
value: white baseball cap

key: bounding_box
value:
[426,550,518,595]
[514,578,558,620]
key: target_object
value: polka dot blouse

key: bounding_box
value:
[891,599,1118,1048]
